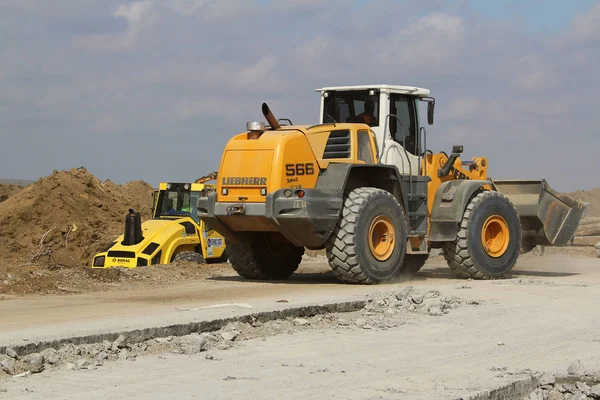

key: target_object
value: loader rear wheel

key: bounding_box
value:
[227,233,304,280]
[326,187,408,284]
[443,190,521,279]
[173,251,205,264]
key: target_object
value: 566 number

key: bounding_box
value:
[285,163,315,176]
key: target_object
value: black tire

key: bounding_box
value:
[399,254,429,275]
[172,251,205,264]
[227,233,304,280]
[325,187,408,284]
[443,190,521,279]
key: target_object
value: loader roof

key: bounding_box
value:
[315,84,430,97]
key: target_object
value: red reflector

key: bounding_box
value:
[296,190,305,198]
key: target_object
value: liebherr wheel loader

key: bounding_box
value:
[197,84,588,284]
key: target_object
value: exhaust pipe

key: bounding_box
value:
[262,102,280,130]
[123,208,143,245]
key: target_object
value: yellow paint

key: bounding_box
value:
[215,123,378,203]
[368,215,395,261]
[481,215,510,257]
[422,153,491,229]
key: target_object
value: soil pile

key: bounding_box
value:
[564,188,600,240]
[0,168,154,268]
[566,187,600,219]
[0,185,24,203]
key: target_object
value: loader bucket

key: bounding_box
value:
[492,179,589,247]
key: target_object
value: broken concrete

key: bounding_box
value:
[0,288,478,379]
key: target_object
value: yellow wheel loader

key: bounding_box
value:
[91,177,227,269]
[196,84,588,284]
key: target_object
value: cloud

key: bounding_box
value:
[569,3,600,43]
[0,1,599,192]
[73,1,158,52]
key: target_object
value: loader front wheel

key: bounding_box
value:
[172,251,205,264]
[227,233,304,280]
[443,190,521,279]
[326,187,408,284]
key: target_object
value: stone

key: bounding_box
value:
[563,383,576,393]
[354,318,367,328]
[546,389,565,400]
[112,335,128,351]
[567,392,587,400]
[1,359,16,375]
[63,363,76,371]
[76,358,91,370]
[428,306,444,316]
[575,382,590,395]
[293,318,309,326]
[567,360,585,375]
[539,374,556,386]
[337,319,350,326]
[220,331,238,342]
[40,349,60,365]
[21,353,44,373]
[556,384,567,393]
[395,286,414,300]
[179,334,208,355]
[216,343,231,351]
[205,354,214,360]
[526,388,543,400]
[5,348,18,359]
[409,294,424,304]
[118,350,128,361]
[96,351,108,361]
[590,384,600,398]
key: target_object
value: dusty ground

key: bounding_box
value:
[1,251,600,399]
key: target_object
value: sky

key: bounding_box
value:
[0,0,598,192]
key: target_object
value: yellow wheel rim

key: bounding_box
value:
[368,215,395,261]
[481,215,510,258]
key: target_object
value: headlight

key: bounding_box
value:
[93,256,105,267]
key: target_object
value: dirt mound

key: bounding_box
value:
[0,184,24,203]
[566,188,600,219]
[0,168,154,268]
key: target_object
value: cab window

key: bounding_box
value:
[323,90,379,127]
[390,94,418,155]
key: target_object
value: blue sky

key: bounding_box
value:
[0,0,598,192]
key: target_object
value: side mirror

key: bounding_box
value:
[427,101,434,125]
[452,145,463,154]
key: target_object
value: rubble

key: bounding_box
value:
[0,287,478,379]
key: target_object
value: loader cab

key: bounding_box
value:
[316,84,434,176]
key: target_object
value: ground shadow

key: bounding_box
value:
[419,266,579,279]
[207,262,580,286]
[207,270,341,285]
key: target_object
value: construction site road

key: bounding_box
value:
[2,252,600,399]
